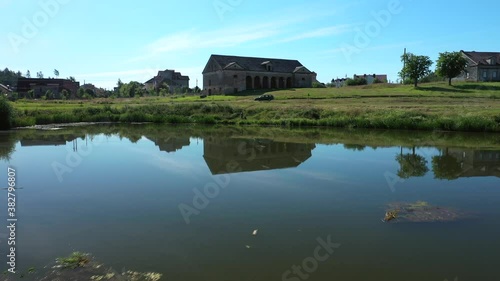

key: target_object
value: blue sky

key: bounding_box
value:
[1,0,499,89]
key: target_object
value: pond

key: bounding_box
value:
[0,124,499,281]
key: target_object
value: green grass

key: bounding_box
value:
[7,81,500,132]
[56,252,91,269]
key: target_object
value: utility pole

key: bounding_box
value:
[402,48,407,83]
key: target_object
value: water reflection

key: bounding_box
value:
[146,136,191,153]
[395,146,429,179]
[1,125,500,280]
[1,125,500,180]
[433,148,500,179]
[203,137,315,174]
[19,133,83,147]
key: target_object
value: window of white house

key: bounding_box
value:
[483,71,488,78]
[466,72,470,79]
[494,71,498,78]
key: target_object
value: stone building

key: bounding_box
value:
[460,51,500,82]
[145,69,190,92]
[353,74,388,84]
[202,54,316,95]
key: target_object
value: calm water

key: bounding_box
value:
[0,125,499,281]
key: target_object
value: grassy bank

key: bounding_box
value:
[8,82,500,132]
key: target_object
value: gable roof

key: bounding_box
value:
[203,54,308,74]
[462,51,500,66]
[0,83,11,93]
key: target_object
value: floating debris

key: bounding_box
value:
[252,229,258,236]
[37,252,163,281]
[384,201,468,223]
[383,210,399,222]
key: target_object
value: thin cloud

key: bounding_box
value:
[129,22,287,63]
[127,13,345,63]
[277,24,356,43]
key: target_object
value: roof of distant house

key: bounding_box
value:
[0,83,11,92]
[204,54,309,74]
[462,51,500,66]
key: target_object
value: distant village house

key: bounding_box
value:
[460,51,500,82]
[353,74,387,84]
[202,54,316,95]
[145,69,189,93]
[15,78,80,98]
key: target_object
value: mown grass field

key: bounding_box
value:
[9,81,500,132]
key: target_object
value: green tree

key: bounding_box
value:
[61,89,69,100]
[0,68,22,86]
[399,52,433,88]
[37,71,44,79]
[26,70,31,78]
[119,81,143,98]
[54,69,60,78]
[68,76,76,82]
[45,90,54,100]
[27,89,35,99]
[0,96,13,130]
[436,51,467,86]
[77,87,85,99]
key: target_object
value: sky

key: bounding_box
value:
[1,0,499,89]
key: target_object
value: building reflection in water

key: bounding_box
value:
[203,137,316,175]
[19,134,84,147]
[147,136,190,153]
[433,148,500,179]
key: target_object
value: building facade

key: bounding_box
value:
[145,69,189,92]
[460,51,500,82]
[202,55,316,95]
[15,78,80,98]
[353,74,388,84]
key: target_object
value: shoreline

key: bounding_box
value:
[10,105,500,133]
[8,82,500,133]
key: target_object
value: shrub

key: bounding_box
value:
[0,96,13,130]
[346,78,368,86]
[312,82,326,88]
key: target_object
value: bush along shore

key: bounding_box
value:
[8,102,500,132]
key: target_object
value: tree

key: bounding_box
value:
[0,96,13,130]
[0,68,22,86]
[399,52,433,88]
[26,70,31,78]
[27,89,34,99]
[436,51,467,86]
[61,89,69,100]
[36,71,44,79]
[54,69,60,78]
[67,76,76,82]
[77,87,85,99]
